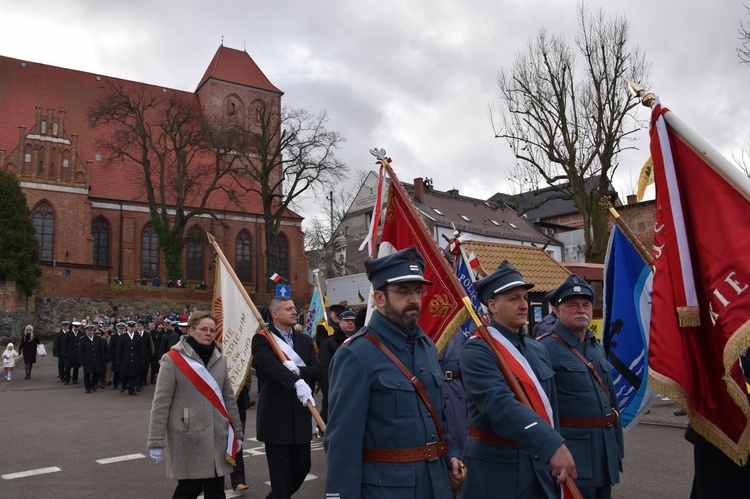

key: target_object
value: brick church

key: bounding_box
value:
[0,46,310,308]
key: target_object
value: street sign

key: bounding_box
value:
[276,284,291,297]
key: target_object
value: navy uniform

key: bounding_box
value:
[63,321,83,384]
[324,247,462,499]
[532,311,557,339]
[460,262,570,498]
[116,320,143,396]
[53,321,70,381]
[78,324,104,393]
[538,275,623,499]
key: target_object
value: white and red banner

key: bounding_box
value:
[212,243,259,398]
[648,100,750,464]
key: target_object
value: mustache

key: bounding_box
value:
[574,314,590,320]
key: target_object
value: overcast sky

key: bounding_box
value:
[2,0,748,227]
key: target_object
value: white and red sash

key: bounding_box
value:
[478,327,554,425]
[167,350,239,465]
[257,329,307,368]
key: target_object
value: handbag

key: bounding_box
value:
[37,344,47,356]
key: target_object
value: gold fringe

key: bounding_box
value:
[225,454,236,467]
[435,308,470,354]
[723,319,750,420]
[677,306,701,327]
[649,370,750,466]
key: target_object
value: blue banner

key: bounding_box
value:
[303,287,325,338]
[454,250,485,339]
[602,226,654,432]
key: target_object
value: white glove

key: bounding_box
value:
[150,448,163,465]
[283,360,300,375]
[236,438,243,451]
[294,379,315,407]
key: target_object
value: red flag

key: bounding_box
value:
[648,100,750,465]
[468,250,480,269]
[269,273,282,283]
[377,161,469,353]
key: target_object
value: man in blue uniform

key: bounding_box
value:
[324,246,464,498]
[538,274,623,499]
[460,261,577,498]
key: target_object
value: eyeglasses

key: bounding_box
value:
[195,327,216,333]
[385,286,428,298]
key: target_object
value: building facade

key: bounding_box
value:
[0,46,311,310]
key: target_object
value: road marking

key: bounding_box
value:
[2,467,62,480]
[199,491,242,499]
[265,473,317,486]
[96,453,145,464]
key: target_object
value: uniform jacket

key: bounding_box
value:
[78,334,104,373]
[116,332,143,377]
[251,325,322,445]
[323,311,461,499]
[460,321,564,499]
[63,330,83,368]
[147,336,242,480]
[538,322,624,489]
[438,331,469,453]
[53,330,68,358]
[532,312,557,339]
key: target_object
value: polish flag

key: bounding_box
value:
[468,251,480,269]
[270,273,282,283]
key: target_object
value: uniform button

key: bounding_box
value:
[378,479,382,484]
[534,454,540,460]
[397,383,401,387]
[420,367,424,372]
[431,434,435,439]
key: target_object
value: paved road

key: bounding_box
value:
[1,344,693,498]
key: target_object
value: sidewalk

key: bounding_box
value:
[640,395,688,429]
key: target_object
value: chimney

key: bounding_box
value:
[447,188,459,196]
[627,194,637,205]
[414,177,424,203]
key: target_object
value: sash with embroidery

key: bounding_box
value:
[167,350,239,465]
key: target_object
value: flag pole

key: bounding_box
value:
[207,233,326,432]
[599,199,653,269]
[314,271,330,331]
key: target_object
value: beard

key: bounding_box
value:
[384,297,421,331]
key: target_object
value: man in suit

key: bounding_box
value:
[116,320,142,396]
[53,320,70,381]
[136,320,151,390]
[63,321,83,385]
[252,296,322,499]
[538,275,623,499]
[78,323,104,393]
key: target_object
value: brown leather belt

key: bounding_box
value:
[362,441,448,463]
[468,426,520,449]
[560,413,616,428]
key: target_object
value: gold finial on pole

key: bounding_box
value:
[624,78,656,108]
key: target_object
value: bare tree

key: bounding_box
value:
[491,4,650,262]
[89,82,239,279]
[230,105,348,290]
[739,4,750,66]
[730,138,750,178]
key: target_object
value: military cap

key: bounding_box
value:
[474,260,534,305]
[85,323,96,330]
[546,274,595,306]
[330,301,348,314]
[72,321,82,327]
[178,322,188,328]
[126,320,136,327]
[338,309,357,321]
[116,322,126,328]
[364,246,432,290]
[61,320,70,326]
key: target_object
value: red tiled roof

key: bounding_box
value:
[0,53,298,220]
[196,45,283,95]
[463,240,571,293]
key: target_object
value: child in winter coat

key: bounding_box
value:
[3,343,20,380]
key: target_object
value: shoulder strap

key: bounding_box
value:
[549,333,612,402]
[363,332,444,440]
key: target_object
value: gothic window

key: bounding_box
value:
[275,232,289,280]
[92,218,109,267]
[141,224,159,278]
[236,231,252,282]
[37,146,45,176]
[52,122,58,136]
[186,226,204,281]
[33,203,54,262]
[41,121,46,134]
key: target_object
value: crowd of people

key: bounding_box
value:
[45,315,190,395]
